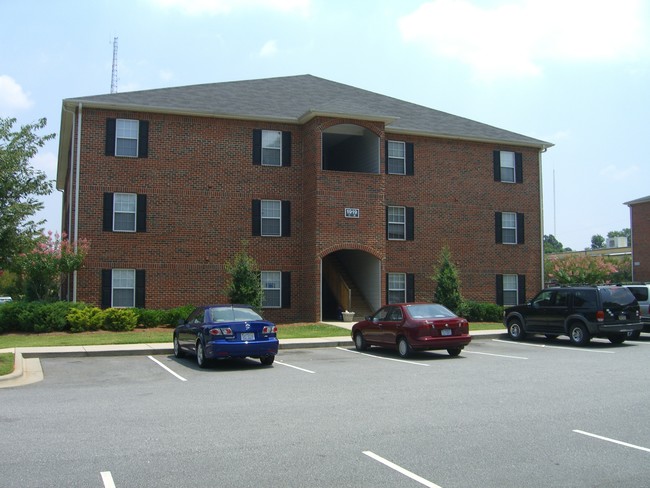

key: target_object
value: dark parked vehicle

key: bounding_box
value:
[351,303,471,358]
[504,285,642,346]
[173,305,278,367]
[623,283,650,339]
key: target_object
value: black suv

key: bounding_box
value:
[504,285,642,346]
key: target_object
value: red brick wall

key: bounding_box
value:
[630,202,650,282]
[64,108,543,322]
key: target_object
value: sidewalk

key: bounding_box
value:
[0,324,506,388]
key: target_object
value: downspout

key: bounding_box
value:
[539,146,547,289]
[61,104,76,300]
[73,103,82,302]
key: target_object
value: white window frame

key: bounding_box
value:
[115,119,139,157]
[500,151,516,183]
[387,141,406,175]
[113,193,137,232]
[388,206,406,240]
[261,200,282,237]
[262,130,282,166]
[388,273,406,304]
[112,269,135,308]
[502,274,518,306]
[502,212,517,244]
[261,271,281,308]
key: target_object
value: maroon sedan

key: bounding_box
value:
[351,303,471,358]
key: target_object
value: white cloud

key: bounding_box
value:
[259,40,279,58]
[599,163,639,181]
[149,0,310,16]
[398,0,646,80]
[0,75,34,116]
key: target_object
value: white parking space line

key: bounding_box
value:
[492,339,616,354]
[148,356,188,382]
[573,430,650,454]
[101,471,116,488]
[336,347,430,366]
[363,451,443,488]
[464,350,528,360]
[275,360,316,374]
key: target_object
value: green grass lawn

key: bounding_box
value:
[0,353,14,376]
[0,322,502,349]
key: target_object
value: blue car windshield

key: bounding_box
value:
[209,306,264,322]
[405,304,456,319]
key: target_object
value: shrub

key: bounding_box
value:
[101,308,138,331]
[67,306,103,333]
[0,301,22,333]
[32,301,77,333]
[462,301,504,322]
[135,308,166,328]
[164,305,195,326]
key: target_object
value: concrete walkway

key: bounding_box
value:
[0,322,505,388]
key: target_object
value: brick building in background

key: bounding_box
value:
[625,195,650,282]
[56,75,552,323]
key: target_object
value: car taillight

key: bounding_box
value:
[263,325,278,334]
[596,311,605,322]
[209,328,233,336]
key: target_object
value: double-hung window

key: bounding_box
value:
[116,119,139,157]
[387,206,406,240]
[387,141,406,175]
[501,212,517,244]
[502,274,519,306]
[261,200,282,236]
[388,273,406,304]
[262,130,282,166]
[494,150,522,183]
[261,271,281,308]
[499,151,515,183]
[113,193,137,232]
[112,269,135,307]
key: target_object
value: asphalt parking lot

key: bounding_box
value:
[2,335,650,487]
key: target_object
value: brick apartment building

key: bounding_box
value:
[56,75,552,323]
[625,195,650,282]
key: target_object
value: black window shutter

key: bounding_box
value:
[405,143,414,175]
[282,201,291,237]
[103,193,114,231]
[406,207,414,241]
[496,274,504,306]
[406,273,415,302]
[252,200,261,236]
[281,272,291,308]
[101,270,112,308]
[515,152,523,183]
[385,274,390,304]
[282,131,291,167]
[495,212,503,244]
[135,270,146,308]
[385,207,389,240]
[252,129,262,165]
[518,274,526,304]
[384,141,389,174]
[138,121,149,158]
[105,118,116,156]
[137,194,147,232]
[517,213,525,244]
[493,151,501,181]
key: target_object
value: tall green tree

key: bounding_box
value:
[543,234,572,253]
[224,243,263,309]
[591,234,605,250]
[0,117,55,269]
[431,246,463,313]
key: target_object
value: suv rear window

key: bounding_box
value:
[626,286,649,302]
[599,287,636,308]
[573,290,597,308]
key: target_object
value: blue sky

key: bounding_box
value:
[1,0,648,251]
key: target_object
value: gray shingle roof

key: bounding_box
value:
[63,74,551,149]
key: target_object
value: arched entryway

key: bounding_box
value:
[321,250,381,321]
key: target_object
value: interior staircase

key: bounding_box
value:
[324,256,374,320]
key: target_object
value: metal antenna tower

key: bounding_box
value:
[111,37,118,94]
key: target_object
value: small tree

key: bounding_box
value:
[545,254,630,285]
[13,231,89,301]
[224,243,263,309]
[431,246,463,313]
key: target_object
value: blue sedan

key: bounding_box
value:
[173,305,279,368]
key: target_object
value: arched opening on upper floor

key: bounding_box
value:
[321,124,380,173]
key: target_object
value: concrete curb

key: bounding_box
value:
[0,330,507,387]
